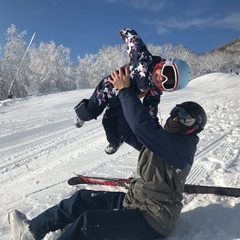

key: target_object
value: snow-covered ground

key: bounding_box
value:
[0,73,240,240]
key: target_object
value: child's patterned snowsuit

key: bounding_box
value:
[75,28,163,150]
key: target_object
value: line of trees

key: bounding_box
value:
[0,24,239,100]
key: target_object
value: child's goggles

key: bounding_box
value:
[170,106,195,127]
[154,58,179,91]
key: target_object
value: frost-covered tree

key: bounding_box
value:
[76,53,97,89]
[0,57,8,100]
[89,44,128,86]
[3,24,28,98]
[75,44,128,88]
[0,24,238,100]
[28,41,75,94]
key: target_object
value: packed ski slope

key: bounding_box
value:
[0,73,240,240]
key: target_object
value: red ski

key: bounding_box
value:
[68,175,133,188]
[68,175,240,197]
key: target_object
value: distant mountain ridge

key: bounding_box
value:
[212,38,240,53]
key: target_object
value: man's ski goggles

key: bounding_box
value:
[154,59,179,91]
[170,106,195,127]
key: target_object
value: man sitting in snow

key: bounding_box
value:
[9,66,207,240]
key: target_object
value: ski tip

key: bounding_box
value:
[67,177,82,185]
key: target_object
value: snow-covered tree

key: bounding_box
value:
[28,41,75,94]
[3,24,28,98]
[0,24,238,100]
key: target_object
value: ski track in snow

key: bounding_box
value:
[0,73,240,239]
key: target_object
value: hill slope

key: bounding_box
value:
[0,73,240,239]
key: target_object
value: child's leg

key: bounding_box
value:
[74,77,120,121]
[102,107,122,146]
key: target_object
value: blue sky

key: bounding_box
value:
[0,0,240,62]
